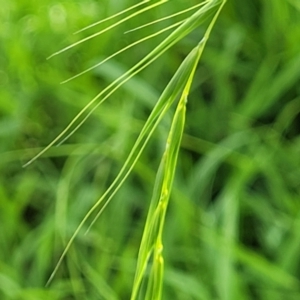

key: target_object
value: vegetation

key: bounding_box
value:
[1,0,300,299]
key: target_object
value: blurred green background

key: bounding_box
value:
[1,0,300,299]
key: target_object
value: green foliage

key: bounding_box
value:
[1,0,300,299]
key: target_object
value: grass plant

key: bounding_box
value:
[1,0,300,299]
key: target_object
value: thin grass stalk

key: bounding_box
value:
[131,39,205,299]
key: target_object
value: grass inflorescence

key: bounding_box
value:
[1,0,300,299]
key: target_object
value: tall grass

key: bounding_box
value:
[32,1,227,297]
[1,0,300,299]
